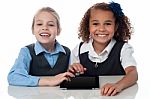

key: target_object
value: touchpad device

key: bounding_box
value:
[60,76,99,89]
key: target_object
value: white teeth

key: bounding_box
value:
[97,34,106,37]
[41,34,48,36]
[40,33,50,37]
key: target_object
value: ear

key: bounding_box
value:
[32,30,34,35]
[32,30,35,35]
[32,29,35,35]
[57,28,61,36]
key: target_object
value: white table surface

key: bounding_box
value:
[6,76,139,99]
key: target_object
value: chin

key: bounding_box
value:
[39,41,49,44]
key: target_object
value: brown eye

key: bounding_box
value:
[92,23,99,26]
[105,23,112,25]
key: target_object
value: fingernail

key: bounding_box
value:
[80,72,84,74]
[75,72,80,76]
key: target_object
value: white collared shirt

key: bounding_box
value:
[70,39,137,69]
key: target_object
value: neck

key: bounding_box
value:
[41,42,55,52]
[92,41,109,54]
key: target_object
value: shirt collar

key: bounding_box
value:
[34,41,66,55]
[104,39,116,55]
[80,39,116,56]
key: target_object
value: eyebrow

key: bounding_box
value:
[105,20,113,22]
[91,20,113,23]
[91,20,98,22]
[35,20,55,23]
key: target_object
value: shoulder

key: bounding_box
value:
[113,40,133,52]
[72,42,81,56]
[121,43,134,52]
[72,41,90,56]
[26,43,35,49]
[17,45,31,59]
[120,43,137,67]
[55,41,70,54]
[62,45,71,54]
[20,45,31,53]
[24,43,36,56]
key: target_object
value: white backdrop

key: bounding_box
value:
[0,0,150,98]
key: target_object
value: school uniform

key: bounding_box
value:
[71,39,137,76]
[8,41,70,86]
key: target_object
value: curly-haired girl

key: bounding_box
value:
[69,2,138,96]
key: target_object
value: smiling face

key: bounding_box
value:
[89,9,116,45]
[33,11,59,44]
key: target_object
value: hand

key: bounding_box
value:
[53,72,75,84]
[68,63,87,75]
[100,83,124,96]
[38,72,75,86]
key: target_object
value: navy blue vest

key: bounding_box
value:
[79,41,126,76]
[26,44,70,76]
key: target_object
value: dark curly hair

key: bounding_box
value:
[78,2,133,43]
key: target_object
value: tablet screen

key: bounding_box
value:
[60,76,99,89]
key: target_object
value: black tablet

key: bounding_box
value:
[60,76,99,89]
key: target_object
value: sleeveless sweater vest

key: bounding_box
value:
[79,41,126,76]
[26,44,70,76]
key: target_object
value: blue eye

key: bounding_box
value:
[48,24,54,26]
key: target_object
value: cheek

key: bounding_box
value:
[89,26,95,34]
[33,26,38,34]
[109,29,115,37]
[107,26,115,33]
[52,28,59,35]
[33,29,37,35]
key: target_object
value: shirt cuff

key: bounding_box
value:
[29,76,40,86]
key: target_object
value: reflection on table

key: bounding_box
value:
[8,76,138,99]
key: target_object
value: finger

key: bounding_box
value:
[74,64,86,74]
[106,87,115,96]
[110,89,118,96]
[69,63,86,75]
[73,63,83,72]
[100,87,105,95]
[78,68,87,75]
[67,77,71,82]
[59,77,68,83]
[84,68,87,71]
[71,64,80,72]
[111,87,121,96]
[61,77,68,82]
[101,85,109,96]
[77,64,85,73]
[65,72,75,77]
[103,87,109,95]
[68,67,75,73]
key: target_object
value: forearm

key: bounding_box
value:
[38,77,57,86]
[8,73,39,86]
[116,67,138,89]
[38,72,74,86]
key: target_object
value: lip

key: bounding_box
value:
[40,32,51,37]
[96,33,108,37]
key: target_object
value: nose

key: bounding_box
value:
[42,26,48,31]
[98,25,105,31]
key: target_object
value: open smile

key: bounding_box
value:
[96,34,108,37]
[40,32,51,37]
